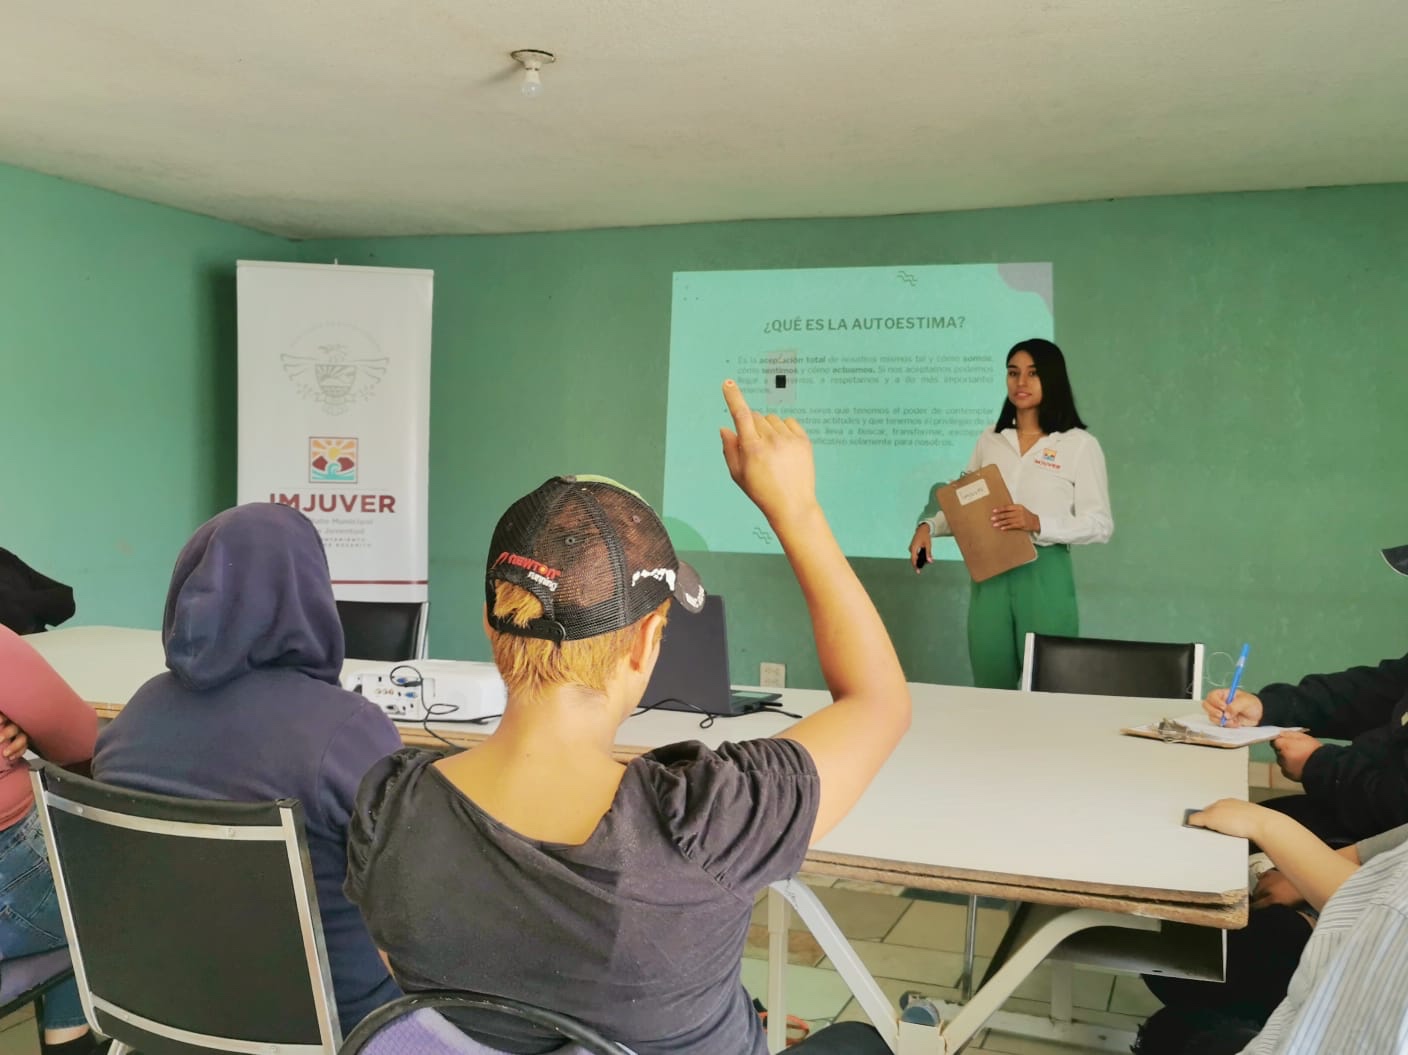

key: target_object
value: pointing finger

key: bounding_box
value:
[722,381,758,442]
[720,428,742,479]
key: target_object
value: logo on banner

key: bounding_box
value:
[309,437,358,484]
[282,324,389,416]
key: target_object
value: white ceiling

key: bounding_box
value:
[3,0,1405,239]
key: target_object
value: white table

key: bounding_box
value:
[613,681,1248,1053]
[30,627,1249,1053]
[25,624,415,729]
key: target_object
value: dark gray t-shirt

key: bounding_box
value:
[345,738,820,1055]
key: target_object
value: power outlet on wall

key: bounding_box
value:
[759,662,786,689]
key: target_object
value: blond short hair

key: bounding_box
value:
[489,581,670,697]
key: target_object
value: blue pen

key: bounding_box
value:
[1222,644,1250,727]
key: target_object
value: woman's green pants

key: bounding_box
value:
[967,544,1078,689]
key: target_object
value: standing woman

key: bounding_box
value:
[907,339,1113,689]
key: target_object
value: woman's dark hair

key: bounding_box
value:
[993,338,1088,434]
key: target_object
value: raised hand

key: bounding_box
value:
[720,380,818,528]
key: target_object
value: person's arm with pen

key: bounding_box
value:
[1201,644,1324,781]
[1217,644,1250,727]
[1203,643,1262,727]
[1204,654,1408,736]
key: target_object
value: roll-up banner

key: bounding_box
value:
[236,261,433,602]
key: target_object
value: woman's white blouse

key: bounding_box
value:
[922,427,1113,547]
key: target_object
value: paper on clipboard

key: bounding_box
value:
[1121,713,1307,748]
[934,464,1037,583]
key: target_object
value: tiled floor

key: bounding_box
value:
[741,875,1161,1055]
[0,1007,37,1055]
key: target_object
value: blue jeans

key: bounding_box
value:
[0,808,85,1030]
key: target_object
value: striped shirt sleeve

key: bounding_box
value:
[1242,845,1408,1054]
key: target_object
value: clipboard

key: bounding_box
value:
[935,464,1037,583]
[1121,715,1307,749]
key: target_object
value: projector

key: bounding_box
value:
[345,660,507,723]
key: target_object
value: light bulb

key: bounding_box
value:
[511,48,554,98]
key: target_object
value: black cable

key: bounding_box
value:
[759,700,803,720]
[388,664,465,750]
[631,697,801,729]
[630,697,711,726]
[388,667,795,741]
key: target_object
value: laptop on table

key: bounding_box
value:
[640,595,781,717]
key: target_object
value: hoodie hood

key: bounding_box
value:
[162,503,345,691]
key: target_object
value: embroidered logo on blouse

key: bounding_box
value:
[1035,448,1062,470]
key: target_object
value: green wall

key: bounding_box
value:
[5,160,1402,694]
[0,163,294,627]
[301,184,1408,693]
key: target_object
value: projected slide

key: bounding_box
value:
[663,263,1053,560]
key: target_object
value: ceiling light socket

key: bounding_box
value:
[511,49,556,98]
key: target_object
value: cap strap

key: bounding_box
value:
[486,611,567,644]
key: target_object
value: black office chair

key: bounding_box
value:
[338,600,429,662]
[29,761,342,1055]
[1020,632,1203,700]
[339,992,636,1055]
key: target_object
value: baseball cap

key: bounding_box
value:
[485,475,705,643]
[1383,544,1408,576]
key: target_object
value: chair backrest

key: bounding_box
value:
[29,761,342,1054]
[339,992,636,1055]
[338,600,429,662]
[1020,633,1203,701]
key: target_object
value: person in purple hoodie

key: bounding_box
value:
[92,503,402,1034]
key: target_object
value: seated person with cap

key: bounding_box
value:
[345,382,910,1054]
[1203,542,1408,847]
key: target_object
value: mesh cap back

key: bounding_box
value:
[486,476,705,642]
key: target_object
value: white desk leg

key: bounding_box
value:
[770,880,942,1053]
[933,905,1158,1054]
[958,894,979,1000]
[1050,962,1074,1023]
[898,1019,948,1055]
[767,885,790,1053]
